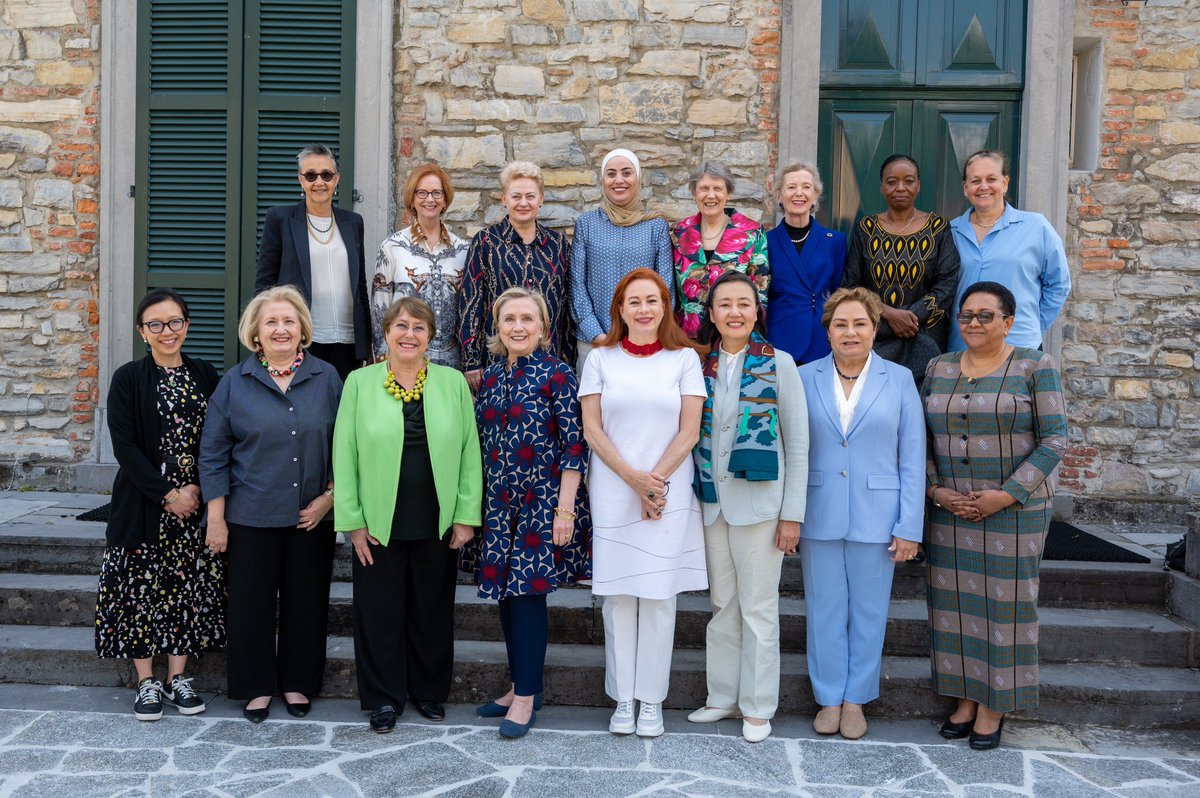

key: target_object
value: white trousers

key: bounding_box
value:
[703,516,784,718]
[602,594,677,704]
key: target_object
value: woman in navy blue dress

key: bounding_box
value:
[461,286,591,738]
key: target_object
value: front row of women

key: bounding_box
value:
[99,273,1065,752]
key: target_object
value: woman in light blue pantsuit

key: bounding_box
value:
[798,286,925,740]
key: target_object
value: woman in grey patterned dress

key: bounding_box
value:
[372,163,469,368]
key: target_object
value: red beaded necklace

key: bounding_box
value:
[620,337,664,356]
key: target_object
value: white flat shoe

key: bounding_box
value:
[687,706,741,723]
[742,719,771,743]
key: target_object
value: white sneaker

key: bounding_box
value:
[636,700,665,737]
[609,699,636,735]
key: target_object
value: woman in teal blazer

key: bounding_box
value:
[333,296,482,734]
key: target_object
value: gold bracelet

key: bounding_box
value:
[554,507,577,520]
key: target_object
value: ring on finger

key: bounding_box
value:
[648,491,656,499]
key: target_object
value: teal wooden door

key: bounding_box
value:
[135,0,357,371]
[817,0,1025,234]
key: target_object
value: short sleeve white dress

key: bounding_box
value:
[578,345,708,600]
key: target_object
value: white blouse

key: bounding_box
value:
[307,214,354,344]
[833,351,874,435]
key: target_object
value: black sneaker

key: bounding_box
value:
[134,677,163,721]
[162,674,206,715]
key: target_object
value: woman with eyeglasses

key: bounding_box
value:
[947,150,1070,352]
[96,288,224,722]
[255,143,371,381]
[922,281,1068,751]
[372,164,469,368]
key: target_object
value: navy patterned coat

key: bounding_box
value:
[460,349,592,599]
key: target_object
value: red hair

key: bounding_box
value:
[598,268,701,352]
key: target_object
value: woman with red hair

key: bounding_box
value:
[578,268,707,738]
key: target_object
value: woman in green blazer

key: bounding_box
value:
[333,296,483,734]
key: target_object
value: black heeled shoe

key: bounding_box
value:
[242,698,272,724]
[938,716,974,740]
[285,696,311,718]
[969,716,1005,750]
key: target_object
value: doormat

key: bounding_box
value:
[1042,520,1151,564]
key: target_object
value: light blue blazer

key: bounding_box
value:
[798,353,925,544]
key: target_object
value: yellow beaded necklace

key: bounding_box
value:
[384,360,427,403]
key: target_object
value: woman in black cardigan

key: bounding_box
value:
[95,288,225,722]
[254,143,371,381]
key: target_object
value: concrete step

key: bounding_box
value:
[1,624,1197,729]
[0,524,1171,608]
[6,573,1194,668]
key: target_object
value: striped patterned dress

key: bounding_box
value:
[921,348,1068,713]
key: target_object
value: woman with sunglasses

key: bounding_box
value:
[922,281,1068,751]
[255,143,371,381]
[96,288,224,721]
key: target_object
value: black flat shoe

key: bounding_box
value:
[242,699,271,724]
[370,705,397,734]
[969,717,1005,750]
[939,717,974,739]
[414,699,445,721]
[285,698,311,718]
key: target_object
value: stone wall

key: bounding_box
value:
[390,0,783,234]
[0,0,101,487]
[1061,0,1200,509]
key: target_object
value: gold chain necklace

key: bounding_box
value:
[384,360,428,402]
[307,212,335,245]
[880,212,920,235]
[970,211,1000,229]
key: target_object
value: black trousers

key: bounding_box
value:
[225,521,335,700]
[353,534,457,711]
[309,341,361,382]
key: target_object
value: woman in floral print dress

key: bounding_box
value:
[96,288,225,721]
[461,287,591,739]
[672,161,770,340]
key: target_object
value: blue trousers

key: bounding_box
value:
[499,594,548,696]
[799,538,895,706]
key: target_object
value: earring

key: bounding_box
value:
[141,338,148,344]
[253,336,259,343]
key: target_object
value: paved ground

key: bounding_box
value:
[0,685,1196,797]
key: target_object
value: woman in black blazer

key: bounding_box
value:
[254,143,371,380]
[95,288,225,722]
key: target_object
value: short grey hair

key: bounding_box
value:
[688,161,735,194]
[775,161,824,213]
[296,143,339,171]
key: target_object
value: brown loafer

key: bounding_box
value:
[813,706,841,735]
[839,703,867,739]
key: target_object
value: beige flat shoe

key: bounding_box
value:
[840,703,867,739]
[813,706,841,735]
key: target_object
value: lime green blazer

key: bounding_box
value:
[333,361,482,544]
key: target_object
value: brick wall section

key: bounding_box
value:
[0,0,101,481]
[1062,0,1200,499]
[392,0,781,236]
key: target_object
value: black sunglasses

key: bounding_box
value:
[956,311,1010,325]
[141,318,187,334]
[300,170,337,183]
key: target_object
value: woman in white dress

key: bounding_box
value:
[371,163,469,368]
[579,268,707,738]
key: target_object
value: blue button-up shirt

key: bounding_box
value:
[947,204,1071,351]
[199,353,342,528]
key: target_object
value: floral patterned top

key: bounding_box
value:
[458,217,576,373]
[672,209,770,339]
[459,349,592,600]
[371,226,469,368]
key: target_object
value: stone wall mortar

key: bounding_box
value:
[1062,0,1200,499]
[392,0,782,235]
[0,0,101,477]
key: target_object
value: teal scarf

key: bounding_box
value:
[693,332,780,503]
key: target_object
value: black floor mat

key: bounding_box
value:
[1042,520,1151,563]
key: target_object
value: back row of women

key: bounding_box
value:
[97,143,1070,753]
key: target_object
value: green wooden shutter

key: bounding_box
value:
[911,99,1020,220]
[135,0,243,371]
[135,0,356,372]
[820,0,918,87]
[817,98,914,232]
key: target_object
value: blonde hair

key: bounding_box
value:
[499,160,544,192]
[487,287,552,356]
[401,163,454,248]
[821,286,883,330]
[239,285,313,351]
[775,161,824,213]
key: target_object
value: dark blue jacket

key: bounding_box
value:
[765,220,847,364]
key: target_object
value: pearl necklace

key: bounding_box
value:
[385,361,428,403]
[970,212,1001,229]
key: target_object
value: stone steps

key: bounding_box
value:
[3,573,1195,668]
[1,624,1196,729]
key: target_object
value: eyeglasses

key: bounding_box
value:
[141,318,187,334]
[300,170,337,183]
[956,311,1010,325]
[414,189,444,200]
